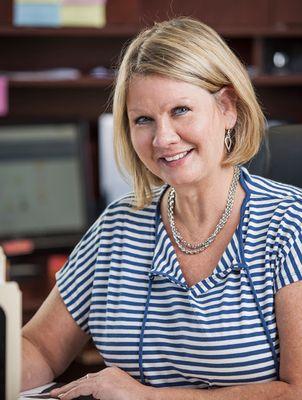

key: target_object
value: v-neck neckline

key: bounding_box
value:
[150,167,251,294]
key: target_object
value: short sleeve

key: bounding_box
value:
[274,206,302,292]
[56,215,103,334]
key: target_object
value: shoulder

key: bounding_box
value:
[99,186,166,229]
[67,186,166,259]
[242,167,302,202]
[242,167,302,238]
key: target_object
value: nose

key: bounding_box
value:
[152,117,181,148]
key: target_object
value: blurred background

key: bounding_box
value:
[0,0,301,380]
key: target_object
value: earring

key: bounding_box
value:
[224,129,233,153]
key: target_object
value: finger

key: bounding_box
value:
[77,372,99,382]
[58,383,94,400]
[51,373,99,396]
[50,379,82,396]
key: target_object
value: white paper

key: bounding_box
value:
[0,246,6,283]
[98,113,132,204]
[0,282,22,399]
[20,383,56,399]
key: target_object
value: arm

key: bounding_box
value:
[22,285,90,391]
[51,281,302,400]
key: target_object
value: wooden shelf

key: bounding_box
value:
[9,76,114,89]
[221,27,302,38]
[253,74,302,86]
[1,25,302,39]
[8,75,302,90]
[0,24,139,38]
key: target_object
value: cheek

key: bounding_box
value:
[130,131,151,159]
[201,116,225,146]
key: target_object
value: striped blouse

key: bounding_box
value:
[57,167,302,389]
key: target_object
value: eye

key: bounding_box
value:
[172,106,190,116]
[134,116,152,125]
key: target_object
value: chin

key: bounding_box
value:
[166,175,202,188]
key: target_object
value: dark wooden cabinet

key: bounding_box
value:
[1,0,301,122]
[274,0,302,28]
[140,0,272,29]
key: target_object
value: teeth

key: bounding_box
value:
[165,151,188,162]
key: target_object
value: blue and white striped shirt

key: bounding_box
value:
[57,167,302,388]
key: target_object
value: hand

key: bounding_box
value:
[50,366,153,400]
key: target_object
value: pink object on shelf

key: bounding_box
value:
[0,76,8,116]
[2,239,35,256]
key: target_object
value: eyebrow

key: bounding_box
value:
[127,108,146,114]
[127,97,192,114]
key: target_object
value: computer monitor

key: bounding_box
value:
[0,121,96,249]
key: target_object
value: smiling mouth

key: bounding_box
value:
[162,149,193,162]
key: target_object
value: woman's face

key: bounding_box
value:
[127,74,237,189]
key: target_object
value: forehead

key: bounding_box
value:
[126,74,213,112]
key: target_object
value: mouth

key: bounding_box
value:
[160,149,194,164]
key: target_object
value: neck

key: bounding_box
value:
[172,166,238,238]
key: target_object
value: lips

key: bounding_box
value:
[164,151,189,162]
[159,149,193,163]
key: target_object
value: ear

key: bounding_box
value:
[215,86,238,129]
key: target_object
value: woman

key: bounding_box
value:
[22,17,302,399]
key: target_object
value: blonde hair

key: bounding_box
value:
[113,17,265,209]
